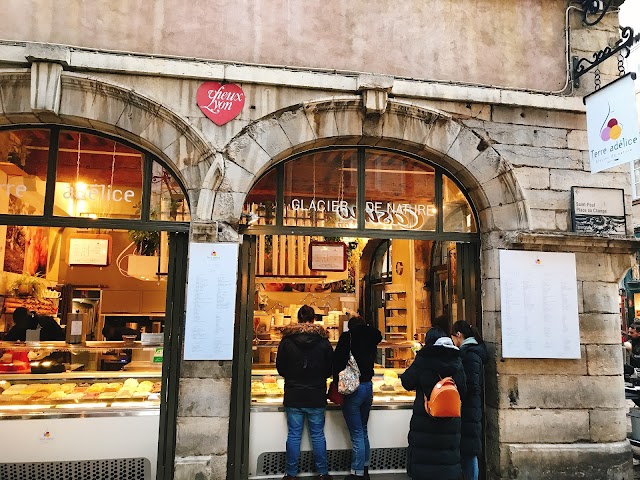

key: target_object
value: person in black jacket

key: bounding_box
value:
[276,305,334,480]
[451,320,488,480]
[3,307,37,341]
[400,327,466,480]
[332,316,382,480]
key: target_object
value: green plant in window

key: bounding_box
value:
[128,230,160,256]
[9,272,45,298]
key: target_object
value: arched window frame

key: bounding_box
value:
[242,146,480,243]
[0,125,190,232]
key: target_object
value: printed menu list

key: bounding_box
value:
[499,250,580,359]
[184,242,239,360]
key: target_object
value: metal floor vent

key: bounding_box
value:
[257,447,407,475]
[0,457,149,480]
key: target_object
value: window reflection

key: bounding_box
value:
[0,129,49,216]
[443,175,476,233]
[283,150,357,228]
[242,168,277,226]
[365,150,436,231]
[150,161,190,222]
[53,131,142,219]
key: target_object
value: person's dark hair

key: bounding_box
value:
[432,314,450,336]
[425,327,447,346]
[348,315,366,330]
[452,320,484,344]
[13,307,36,329]
[297,305,316,323]
[631,322,640,331]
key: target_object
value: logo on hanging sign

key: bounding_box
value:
[196,82,245,126]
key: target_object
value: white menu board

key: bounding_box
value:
[499,250,580,359]
[68,238,110,265]
[184,242,239,360]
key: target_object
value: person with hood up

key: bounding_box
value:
[332,315,382,480]
[400,327,466,480]
[276,305,334,480]
[451,320,488,480]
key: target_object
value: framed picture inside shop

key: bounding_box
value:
[570,186,626,236]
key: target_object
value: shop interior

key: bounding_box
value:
[0,128,190,414]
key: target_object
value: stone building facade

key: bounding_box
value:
[0,1,637,479]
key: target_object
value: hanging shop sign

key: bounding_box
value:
[500,250,580,359]
[570,186,626,236]
[184,242,239,360]
[196,82,245,126]
[308,241,347,272]
[585,73,640,174]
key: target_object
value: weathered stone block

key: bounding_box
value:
[550,169,630,192]
[589,409,628,442]
[513,166,550,190]
[424,118,461,155]
[586,344,623,376]
[580,313,623,345]
[180,360,232,378]
[582,281,620,314]
[277,107,316,149]
[248,117,293,159]
[445,127,483,167]
[494,144,581,170]
[473,121,567,149]
[219,159,255,194]
[495,349,587,376]
[30,62,62,115]
[176,417,230,456]
[174,456,212,480]
[491,105,586,130]
[499,409,589,443]
[490,201,529,231]
[225,134,271,177]
[529,208,558,231]
[466,147,505,186]
[567,129,587,150]
[482,248,500,279]
[482,278,500,313]
[503,441,632,480]
[178,378,231,417]
[304,100,339,140]
[524,189,570,210]
[498,375,625,409]
[211,191,245,223]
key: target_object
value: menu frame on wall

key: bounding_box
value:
[499,249,581,359]
[183,242,239,361]
[307,241,347,272]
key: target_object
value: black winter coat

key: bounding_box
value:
[276,323,333,408]
[400,344,466,480]
[630,338,640,368]
[332,325,382,384]
[459,341,488,457]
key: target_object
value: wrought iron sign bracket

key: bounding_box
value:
[579,0,616,27]
[572,25,635,88]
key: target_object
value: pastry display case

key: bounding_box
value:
[0,341,162,414]
[250,341,417,407]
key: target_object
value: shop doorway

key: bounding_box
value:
[0,126,190,480]
[230,147,482,478]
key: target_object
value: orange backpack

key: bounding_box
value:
[424,376,461,418]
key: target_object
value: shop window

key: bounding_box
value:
[365,150,436,231]
[443,175,477,233]
[243,167,277,225]
[0,129,50,216]
[53,131,143,219]
[283,149,358,228]
[150,161,190,222]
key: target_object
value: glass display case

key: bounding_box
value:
[0,341,162,414]
[250,341,417,407]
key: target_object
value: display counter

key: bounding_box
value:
[0,341,162,479]
[248,341,416,478]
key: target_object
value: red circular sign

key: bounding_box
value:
[196,82,245,126]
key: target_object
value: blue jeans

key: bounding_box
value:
[462,455,479,480]
[285,407,328,476]
[342,381,373,475]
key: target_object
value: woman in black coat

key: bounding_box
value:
[451,320,488,480]
[400,327,466,480]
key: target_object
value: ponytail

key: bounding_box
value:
[452,320,484,344]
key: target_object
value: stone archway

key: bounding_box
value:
[0,68,217,216]
[204,97,530,234]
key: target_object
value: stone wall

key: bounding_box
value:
[0,0,568,91]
